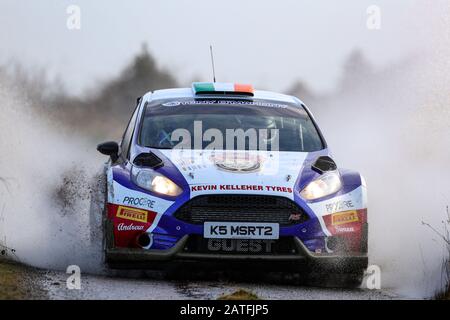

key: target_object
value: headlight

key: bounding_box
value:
[131,166,182,197]
[300,170,342,200]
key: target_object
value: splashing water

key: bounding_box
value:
[0,80,106,274]
[312,2,450,298]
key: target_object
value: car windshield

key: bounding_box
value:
[139,98,324,152]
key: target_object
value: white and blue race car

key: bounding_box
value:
[97,82,368,285]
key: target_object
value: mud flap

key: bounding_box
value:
[104,218,115,262]
[361,222,368,253]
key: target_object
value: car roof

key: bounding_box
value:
[141,87,305,106]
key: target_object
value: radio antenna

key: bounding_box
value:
[209,45,216,83]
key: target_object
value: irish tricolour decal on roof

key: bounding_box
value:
[192,82,254,96]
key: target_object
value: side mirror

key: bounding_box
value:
[97,141,119,162]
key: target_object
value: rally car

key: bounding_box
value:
[97,82,368,285]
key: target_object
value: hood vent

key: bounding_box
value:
[133,152,164,169]
[311,156,337,174]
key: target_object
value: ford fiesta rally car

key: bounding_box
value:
[97,82,368,285]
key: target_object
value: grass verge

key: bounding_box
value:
[424,206,450,300]
[218,289,260,300]
[0,259,46,299]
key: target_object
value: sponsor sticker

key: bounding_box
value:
[162,101,181,107]
[116,206,148,223]
[190,184,292,193]
[210,153,263,173]
[325,200,354,214]
[288,213,302,221]
[122,196,155,209]
[168,100,288,109]
[334,225,355,233]
[331,210,359,225]
[117,223,145,231]
[207,239,275,253]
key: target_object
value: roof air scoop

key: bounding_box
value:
[311,156,337,174]
[133,152,164,169]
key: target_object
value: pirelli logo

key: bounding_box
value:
[116,206,148,223]
[331,210,359,225]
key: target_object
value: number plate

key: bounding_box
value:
[203,222,279,239]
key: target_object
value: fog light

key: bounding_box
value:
[137,233,152,248]
[326,237,339,251]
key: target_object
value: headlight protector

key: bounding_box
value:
[300,170,342,200]
[131,166,182,197]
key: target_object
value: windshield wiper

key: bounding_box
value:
[144,146,174,149]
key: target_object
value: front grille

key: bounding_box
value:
[173,195,308,226]
[184,235,298,255]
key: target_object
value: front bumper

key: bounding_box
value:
[105,235,368,271]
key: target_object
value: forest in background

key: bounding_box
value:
[0,44,375,141]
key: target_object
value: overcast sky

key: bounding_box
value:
[0,0,435,95]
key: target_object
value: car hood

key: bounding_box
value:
[158,149,309,199]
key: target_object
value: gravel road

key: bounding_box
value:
[37,268,401,300]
